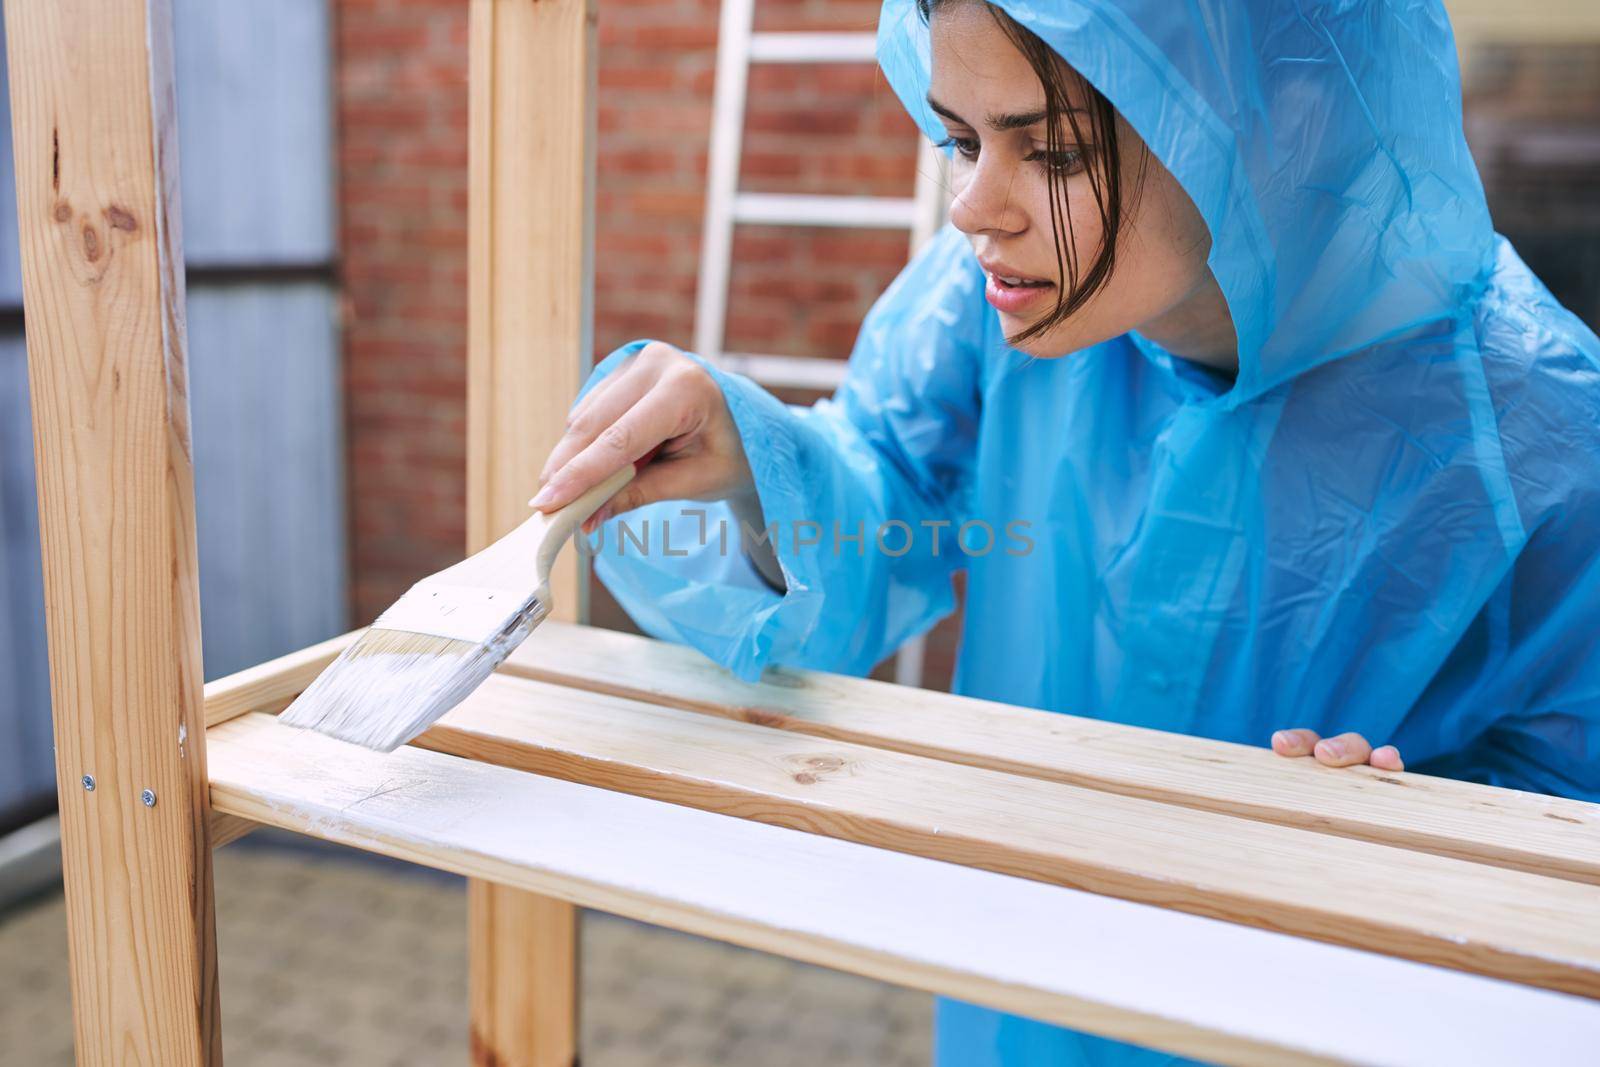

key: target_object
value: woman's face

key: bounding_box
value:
[928,2,1235,367]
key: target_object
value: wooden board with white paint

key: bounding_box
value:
[208,710,1600,1067]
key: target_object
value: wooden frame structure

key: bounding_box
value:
[7,1,1600,1064]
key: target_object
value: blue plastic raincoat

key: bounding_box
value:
[575,1,1600,1063]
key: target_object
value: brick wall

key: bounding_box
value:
[338,1,470,627]
[1463,44,1600,327]
[335,0,962,686]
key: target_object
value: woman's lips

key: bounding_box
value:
[984,270,1056,315]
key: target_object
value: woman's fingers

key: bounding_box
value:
[535,342,751,529]
[1314,731,1373,767]
[560,343,677,446]
[1274,728,1404,771]
[1271,728,1320,757]
[535,390,692,513]
[579,449,717,533]
[540,357,655,484]
[1273,729,1401,771]
[563,349,641,432]
[1369,745,1405,772]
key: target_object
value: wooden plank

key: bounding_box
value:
[208,811,256,848]
[196,629,360,849]
[506,622,1600,884]
[466,0,596,1061]
[466,0,595,577]
[468,878,579,1067]
[208,711,1600,1067]
[420,672,1600,999]
[1445,0,1600,70]
[1446,0,1600,41]
[3,1,221,1063]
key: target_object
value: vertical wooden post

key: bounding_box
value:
[466,0,596,1063]
[3,1,221,1064]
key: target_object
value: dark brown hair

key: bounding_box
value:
[917,0,1145,347]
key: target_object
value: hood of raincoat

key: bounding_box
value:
[876,0,1497,404]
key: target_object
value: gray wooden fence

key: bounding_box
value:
[0,0,346,822]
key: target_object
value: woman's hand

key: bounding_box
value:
[532,341,758,535]
[1271,729,1404,771]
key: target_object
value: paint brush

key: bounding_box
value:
[277,448,658,752]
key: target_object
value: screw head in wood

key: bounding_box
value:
[141,789,157,808]
[81,775,95,792]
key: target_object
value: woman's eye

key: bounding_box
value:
[1025,146,1087,175]
[934,134,980,161]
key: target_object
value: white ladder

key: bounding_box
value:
[695,0,949,685]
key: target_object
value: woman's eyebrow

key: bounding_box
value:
[925,94,1086,131]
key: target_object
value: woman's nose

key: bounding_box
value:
[947,155,1027,237]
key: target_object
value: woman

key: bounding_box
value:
[533,1,1600,1062]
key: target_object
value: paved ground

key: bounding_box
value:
[0,831,931,1066]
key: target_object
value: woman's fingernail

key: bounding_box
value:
[1321,741,1343,759]
[531,484,556,508]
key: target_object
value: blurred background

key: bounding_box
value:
[2,0,1597,1063]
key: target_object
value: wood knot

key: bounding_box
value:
[739,705,788,730]
[788,753,849,786]
[55,201,140,282]
[468,1028,503,1067]
[104,204,138,232]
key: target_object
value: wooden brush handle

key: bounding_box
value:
[531,445,664,583]
[534,465,632,580]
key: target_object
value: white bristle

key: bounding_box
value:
[276,463,638,751]
[278,595,548,752]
